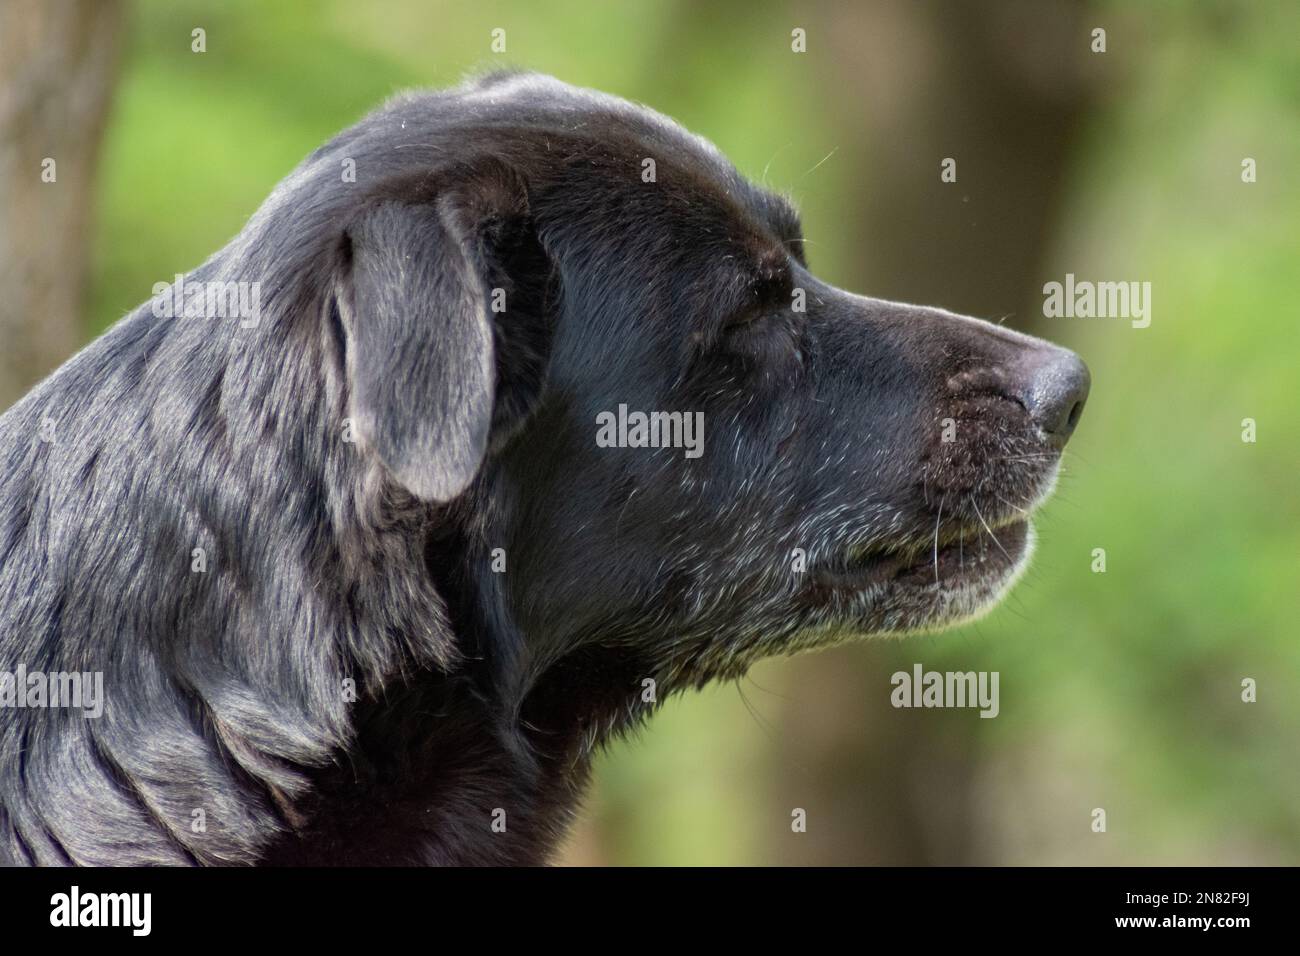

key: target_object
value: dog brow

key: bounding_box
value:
[751,190,806,265]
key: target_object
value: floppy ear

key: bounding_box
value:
[338,176,520,502]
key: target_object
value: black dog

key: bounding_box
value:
[0,72,1088,865]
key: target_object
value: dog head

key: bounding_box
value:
[321,72,1088,732]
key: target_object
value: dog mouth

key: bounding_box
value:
[807,517,1032,609]
[799,454,1063,632]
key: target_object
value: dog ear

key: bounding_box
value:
[337,165,543,502]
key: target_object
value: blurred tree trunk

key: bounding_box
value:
[0,0,123,410]
[770,0,1100,864]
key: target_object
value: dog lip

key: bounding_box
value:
[814,518,1031,592]
[892,518,1029,587]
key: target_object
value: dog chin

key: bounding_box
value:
[878,519,1037,636]
[793,517,1037,649]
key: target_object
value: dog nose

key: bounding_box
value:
[1016,346,1090,448]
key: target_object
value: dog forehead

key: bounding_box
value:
[460,71,725,156]
[356,75,800,266]
[458,74,802,239]
[449,72,761,206]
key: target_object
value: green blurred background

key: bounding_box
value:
[17,0,1300,863]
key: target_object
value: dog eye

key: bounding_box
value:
[720,305,765,332]
[717,306,806,370]
[708,259,799,347]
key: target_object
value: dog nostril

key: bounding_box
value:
[1019,347,1091,449]
[1066,399,1084,430]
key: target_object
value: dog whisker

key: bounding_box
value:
[993,493,1030,516]
[800,146,839,179]
[933,494,946,586]
[971,498,1012,562]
